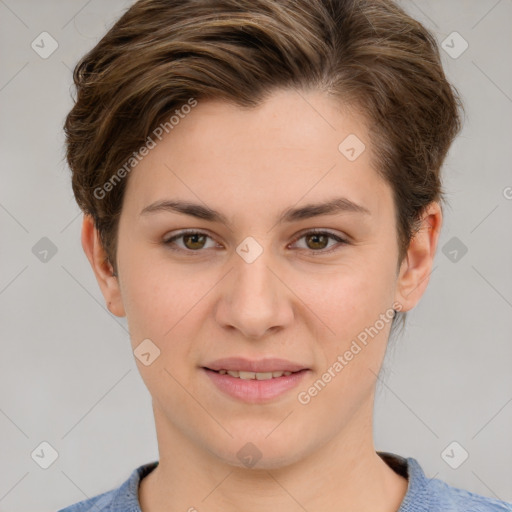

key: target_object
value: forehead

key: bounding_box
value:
[122,89,392,221]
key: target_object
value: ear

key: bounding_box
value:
[81,214,126,317]
[394,202,442,312]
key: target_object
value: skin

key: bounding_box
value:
[82,88,441,512]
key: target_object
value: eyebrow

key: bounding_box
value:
[139,197,371,225]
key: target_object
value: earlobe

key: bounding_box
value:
[394,202,442,312]
[81,215,126,317]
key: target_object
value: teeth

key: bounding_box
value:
[216,370,295,380]
[256,372,274,380]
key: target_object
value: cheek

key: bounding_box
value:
[119,258,218,380]
[292,270,395,419]
[302,262,394,332]
[123,274,190,344]
[116,232,186,337]
[294,254,397,373]
[119,270,198,400]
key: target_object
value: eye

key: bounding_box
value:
[163,230,218,252]
[290,229,348,254]
[162,229,348,254]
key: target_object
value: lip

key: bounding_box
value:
[203,357,308,373]
[202,357,310,404]
[203,368,309,403]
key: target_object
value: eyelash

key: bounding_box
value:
[162,229,348,255]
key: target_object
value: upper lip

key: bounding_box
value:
[203,357,308,373]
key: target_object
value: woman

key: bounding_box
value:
[59,0,511,510]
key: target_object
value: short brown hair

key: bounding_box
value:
[64,0,464,330]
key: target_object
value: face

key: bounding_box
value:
[84,88,440,469]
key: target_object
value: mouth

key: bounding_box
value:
[203,356,308,374]
[201,358,309,403]
[207,369,296,380]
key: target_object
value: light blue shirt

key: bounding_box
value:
[58,452,512,511]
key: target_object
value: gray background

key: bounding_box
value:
[0,1,511,510]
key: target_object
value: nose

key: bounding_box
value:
[214,247,295,339]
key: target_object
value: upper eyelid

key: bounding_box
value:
[163,228,348,248]
[163,228,217,243]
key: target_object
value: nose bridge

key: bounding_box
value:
[235,247,275,301]
[216,239,293,337]
[233,241,278,310]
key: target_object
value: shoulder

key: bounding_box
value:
[425,476,512,512]
[57,488,117,512]
[57,461,159,512]
[378,452,512,512]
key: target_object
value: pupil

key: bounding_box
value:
[308,234,327,250]
[185,234,205,250]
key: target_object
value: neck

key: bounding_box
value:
[139,398,408,512]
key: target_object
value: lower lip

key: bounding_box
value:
[203,368,308,403]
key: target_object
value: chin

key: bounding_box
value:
[210,433,312,471]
